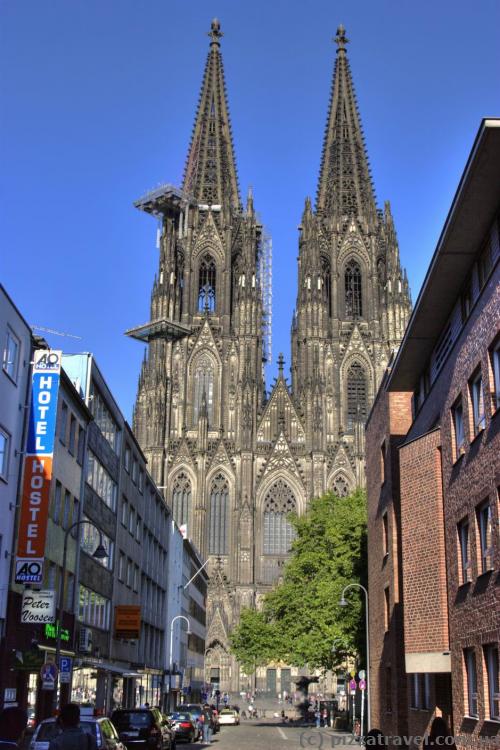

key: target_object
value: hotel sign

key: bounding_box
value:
[15,350,62,584]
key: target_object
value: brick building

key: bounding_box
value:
[366,119,500,749]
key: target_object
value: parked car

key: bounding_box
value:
[166,713,196,744]
[110,709,175,750]
[218,708,240,726]
[30,717,126,750]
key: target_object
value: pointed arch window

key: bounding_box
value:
[209,473,229,555]
[172,472,191,528]
[347,361,367,430]
[263,479,297,555]
[321,255,332,316]
[333,475,350,498]
[198,253,217,312]
[193,355,214,426]
[345,260,363,318]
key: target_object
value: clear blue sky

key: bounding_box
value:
[1,0,499,421]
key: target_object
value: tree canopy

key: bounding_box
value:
[229,489,367,672]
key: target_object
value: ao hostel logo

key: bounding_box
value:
[15,350,62,584]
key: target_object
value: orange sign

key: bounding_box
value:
[114,605,141,640]
[15,456,53,582]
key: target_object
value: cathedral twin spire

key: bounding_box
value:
[182,19,241,211]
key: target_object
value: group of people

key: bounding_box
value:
[0,704,96,750]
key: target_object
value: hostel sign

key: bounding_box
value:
[15,350,62,584]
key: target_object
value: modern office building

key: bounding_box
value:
[366,119,500,748]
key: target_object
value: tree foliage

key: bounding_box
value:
[229,489,367,672]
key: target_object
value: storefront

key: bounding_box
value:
[0,591,75,721]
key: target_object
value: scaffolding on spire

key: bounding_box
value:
[258,228,273,367]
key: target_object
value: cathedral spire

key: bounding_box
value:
[182,19,241,209]
[316,25,376,218]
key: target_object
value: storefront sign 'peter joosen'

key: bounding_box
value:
[15,350,62,584]
[21,589,56,624]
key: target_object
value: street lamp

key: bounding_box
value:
[168,615,191,710]
[339,583,370,734]
[53,519,108,711]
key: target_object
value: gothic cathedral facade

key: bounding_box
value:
[132,21,411,692]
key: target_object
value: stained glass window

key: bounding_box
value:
[345,260,362,318]
[209,474,229,555]
[198,254,217,312]
[263,479,296,555]
[347,361,367,430]
[172,473,191,528]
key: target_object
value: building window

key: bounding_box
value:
[89,383,120,454]
[62,490,71,529]
[193,356,214,426]
[333,474,350,497]
[118,552,125,581]
[457,517,472,584]
[86,450,117,511]
[132,457,138,485]
[380,441,387,485]
[172,473,191,528]
[478,240,492,289]
[121,498,128,527]
[68,416,76,455]
[410,674,420,709]
[198,253,217,312]
[209,473,229,555]
[53,481,62,524]
[79,585,111,630]
[263,479,296,555]
[59,402,68,444]
[423,674,431,710]
[346,361,367,431]
[77,426,85,465]
[124,444,131,473]
[138,469,144,494]
[382,512,389,558]
[0,427,10,481]
[476,500,493,573]
[2,327,20,381]
[129,507,135,536]
[484,644,500,721]
[451,396,465,458]
[81,516,113,569]
[490,339,500,411]
[464,648,479,718]
[384,587,390,631]
[345,260,362,318]
[469,370,485,435]
[136,515,142,542]
[461,276,473,323]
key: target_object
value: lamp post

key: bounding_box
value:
[339,583,370,734]
[168,615,191,710]
[53,519,108,712]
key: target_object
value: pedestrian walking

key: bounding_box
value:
[201,704,212,745]
[0,707,28,750]
[315,709,321,728]
[48,704,97,750]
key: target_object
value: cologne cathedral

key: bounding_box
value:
[131,20,411,692]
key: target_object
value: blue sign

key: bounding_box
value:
[27,351,62,455]
[59,657,72,684]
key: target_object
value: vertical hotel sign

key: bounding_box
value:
[15,350,62,584]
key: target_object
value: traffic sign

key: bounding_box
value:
[359,679,366,691]
[349,678,357,694]
[40,662,58,681]
[358,670,366,680]
[350,670,356,678]
[59,657,72,684]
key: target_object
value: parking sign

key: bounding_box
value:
[59,656,72,684]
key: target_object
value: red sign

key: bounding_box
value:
[359,679,366,691]
[15,456,53,582]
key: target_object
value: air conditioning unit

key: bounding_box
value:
[79,627,93,654]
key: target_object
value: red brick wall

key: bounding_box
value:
[400,428,450,656]
[366,388,412,738]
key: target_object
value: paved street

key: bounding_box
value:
[179,719,351,750]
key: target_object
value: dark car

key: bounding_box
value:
[30,717,126,750]
[166,713,196,744]
[110,709,174,750]
[175,704,217,735]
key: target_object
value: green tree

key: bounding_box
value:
[229,489,367,672]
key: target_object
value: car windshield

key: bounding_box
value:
[111,712,152,729]
[169,713,191,721]
[178,706,201,716]
[220,710,234,715]
[37,723,95,741]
